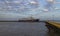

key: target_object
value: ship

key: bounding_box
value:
[18,16,39,22]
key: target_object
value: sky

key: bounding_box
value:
[0,0,60,21]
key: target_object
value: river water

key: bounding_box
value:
[0,22,59,36]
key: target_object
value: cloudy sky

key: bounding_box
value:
[0,0,60,21]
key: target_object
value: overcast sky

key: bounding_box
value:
[0,0,60,21]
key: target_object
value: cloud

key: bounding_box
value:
[0,0,40,12]
[42,9,49,12]
[46,0,54,3]
[29,1,38,4]
[44,0,55,11]
[28,0,39,9]
[56,2,60,4]
[13,1,21,4]
[54,8,60,10]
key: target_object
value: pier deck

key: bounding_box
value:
[45,21,60,33]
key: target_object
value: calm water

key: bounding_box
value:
[0,22,59,36]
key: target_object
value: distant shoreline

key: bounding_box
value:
[0,21,41,22]
[0,19,40,22]
[0,20,60,22]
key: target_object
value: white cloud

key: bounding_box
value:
[8,6,12,8]
[54,8,60,10]
[46,0,54,2]
[6,0,21,4]
[43,9,49,12]
[29,1,38,4]
[6,1,10,3]
[13,1,20,4]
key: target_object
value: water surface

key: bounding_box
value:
[0,22,59,36]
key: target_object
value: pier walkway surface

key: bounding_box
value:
[45,21,60,34]
[45,21,60,28]
[0,22,59,36]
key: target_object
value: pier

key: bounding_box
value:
[45,21,60,33]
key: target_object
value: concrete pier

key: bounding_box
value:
[45,21,60,33]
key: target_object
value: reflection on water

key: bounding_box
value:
[0,22,59,36]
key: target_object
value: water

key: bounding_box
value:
[0,22,59,36]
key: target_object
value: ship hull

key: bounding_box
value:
[18,19,39,22]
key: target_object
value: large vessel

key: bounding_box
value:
[18,16,39,22]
